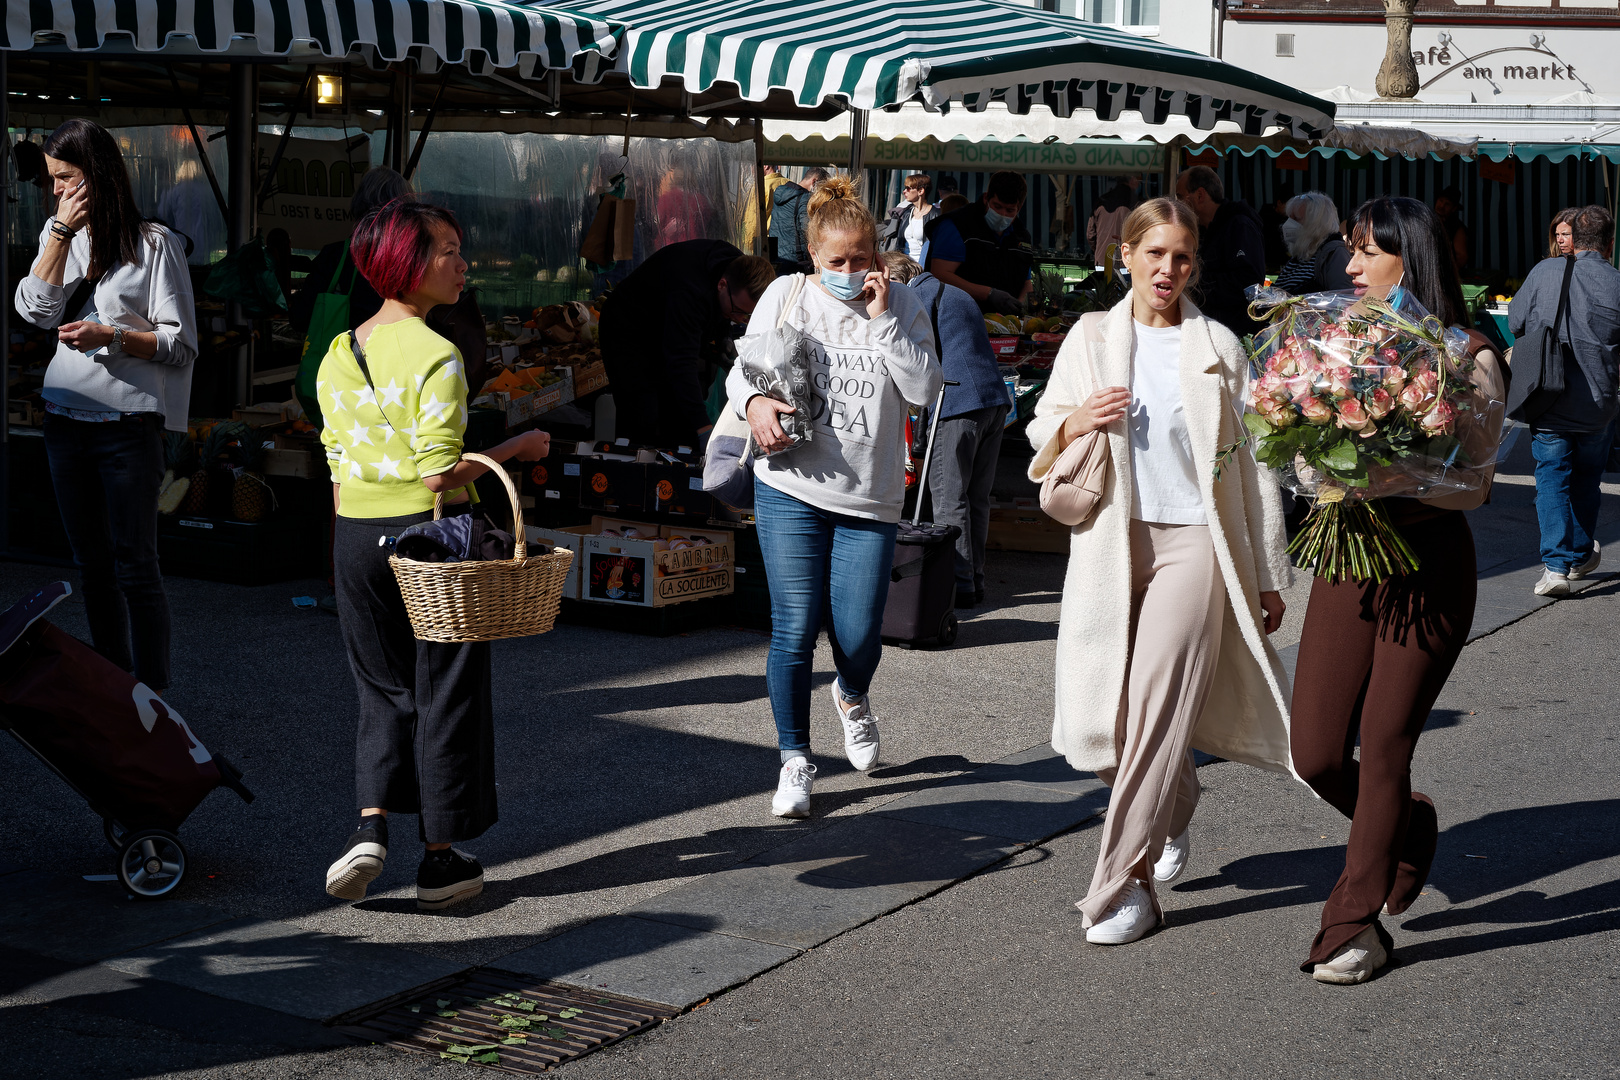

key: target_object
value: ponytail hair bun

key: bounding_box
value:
[807,173,877,250]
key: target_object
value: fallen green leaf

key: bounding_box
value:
[450,1026,466,1034]
[473,1052,501,1064]
[436,1010,459,1018]
[407,1005,420,1013]
[437,999,452,1008]
[440,1052,470,1063]
[498,1016,531,1030]
[542,1026,569,1039]
[595,999,610,1005]
[502,1036,528,1045]
[558,1008,582,1019]
[513,999,536,1013]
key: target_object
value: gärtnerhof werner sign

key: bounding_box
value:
[766,136,1164,175]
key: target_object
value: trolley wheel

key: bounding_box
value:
[118,830,186,899]
[937,611,959,647]
[103,817,128,852]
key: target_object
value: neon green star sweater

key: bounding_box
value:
[318,318,468,519]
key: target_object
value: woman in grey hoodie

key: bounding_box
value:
[729,176,942,818]
[16,119,197,692]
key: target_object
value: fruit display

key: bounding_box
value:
[158,431,196,516]
[984,314,1067,337]
[175,420,275,521]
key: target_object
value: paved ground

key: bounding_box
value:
[0,432,1617,1078]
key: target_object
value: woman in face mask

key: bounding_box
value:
[1273,192,1353,296]
[727,175,943,819]
[1290,195,1506,985]
[1027,197,1294,946]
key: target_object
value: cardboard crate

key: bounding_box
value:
[985,497,1071,555]
[572,359,609,397]
[523,523,595,599]
[530,367,575,416]
[645,458,711,518]
[263,446,322,479]
[580,523,734,608]
[578,456,647,513]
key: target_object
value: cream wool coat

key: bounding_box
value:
[1027,295,1295,776]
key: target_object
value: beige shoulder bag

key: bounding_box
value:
[1039,312,1112,527]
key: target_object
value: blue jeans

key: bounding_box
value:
[753,481,897,762]
[1530,423,1613,573]
[43,413,171,689]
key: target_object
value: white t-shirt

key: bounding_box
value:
[1128,321,1206,525]
[905,214,927,260]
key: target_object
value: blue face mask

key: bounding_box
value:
[985,208,1017,233]
[819,266,868,301]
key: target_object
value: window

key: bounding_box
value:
[1054,0,1159,31]
[1275,33,1295,56]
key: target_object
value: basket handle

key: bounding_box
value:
[434,451,527,559]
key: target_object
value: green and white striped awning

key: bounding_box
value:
[1,0,622,78]
[568,0,1333,138]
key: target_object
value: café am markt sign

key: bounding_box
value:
[767,136,1165,175]
[257,136,372,249]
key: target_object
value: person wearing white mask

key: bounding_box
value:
[729,176,943,819]
[925,170,1034,316]
[1273,192,1353,296]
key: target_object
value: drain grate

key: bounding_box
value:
[339,968,678,1073]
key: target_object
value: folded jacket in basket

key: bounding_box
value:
[391,515,541,563]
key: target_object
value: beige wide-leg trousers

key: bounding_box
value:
[1078,520,1226,927]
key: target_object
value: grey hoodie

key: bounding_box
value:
[727,274,942,523]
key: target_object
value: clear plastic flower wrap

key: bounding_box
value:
[737,321,815,457]
[1236,284,1507,582]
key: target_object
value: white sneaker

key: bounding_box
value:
[1153,829,1190,884]
[1534,567,1571,597]
[1569,542,1602,580]
[1312,924,1388,985]
[1083,878,1159,945]
[771,757,816,818]
[831,680,880,771]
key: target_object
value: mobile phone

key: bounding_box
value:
[72,178,85,194]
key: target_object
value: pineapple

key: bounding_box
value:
[181,421,249,517]
[230,431,275,522]
[157,432,196,516]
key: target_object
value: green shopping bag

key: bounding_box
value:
[295,244,358,431]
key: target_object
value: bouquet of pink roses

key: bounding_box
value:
[1237,285,1504,583]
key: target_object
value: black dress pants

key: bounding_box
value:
[333,510,496,844]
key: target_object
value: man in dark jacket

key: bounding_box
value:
[1176,166,1266,337]
[1508,204,1620,596]
[599,240,776,449]
[925,170,1034,316]
[886,252,1011,608]
[768,168,826,271]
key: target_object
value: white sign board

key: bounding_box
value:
[257,136,372,249]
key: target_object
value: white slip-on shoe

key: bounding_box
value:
[1534,567,1571,597]
[1312,924,1389,985]
[831,679,880,771]
[1569,542,1602,581]
[772,757,816,818]
[1153,829,1190,884]
[1083,878,1160,945]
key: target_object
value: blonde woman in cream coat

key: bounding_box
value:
[1028,197,1294,946]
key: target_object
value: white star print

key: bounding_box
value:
[398,422,419,445]
[414,374,427,394]
[348,459,365,480]
[350,384,377,410]
[375,454,402,479]
[378,380,406,408]
[346,421,374,447]
[419,393,453,422]
[327,384,346,416]
[442,357,465,385]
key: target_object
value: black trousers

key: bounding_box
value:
[44,413,171,690]
[333,510,496,844]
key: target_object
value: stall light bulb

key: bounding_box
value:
[316,73,344,106]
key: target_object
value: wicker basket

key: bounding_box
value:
[389,453,574,643]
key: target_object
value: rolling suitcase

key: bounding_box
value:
[882,385,963,648]
[0,581,253,899]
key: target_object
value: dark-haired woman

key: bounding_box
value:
[319,199,550,910]
[1291,195,1506,984]
[15,118,197,692]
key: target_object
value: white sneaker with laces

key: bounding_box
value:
[1534,567,1571,597]
[1312,924,1388,985]
[831,680,880,771]
[1570,541,1602,581]
[1153,829,1190,884]
[772,757,816,818]
[1083,878,1159,945]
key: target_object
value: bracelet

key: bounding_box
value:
[49,220,76,241]
[110,326,125,353]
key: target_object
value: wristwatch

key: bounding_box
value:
[109,325,125,353]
